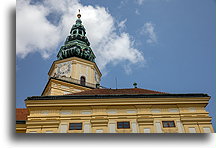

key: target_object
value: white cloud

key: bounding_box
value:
[16,0,61,58]
[135,0,145,5]
[118,19,127,32]
[141,22,157,44]
[16,0,145,72]
[135,9,140,15]
[118,0,128,9]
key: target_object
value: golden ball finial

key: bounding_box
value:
[77,9,81,18]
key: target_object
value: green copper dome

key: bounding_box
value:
[57,13,95,62]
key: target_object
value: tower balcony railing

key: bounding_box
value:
[52,76,97,88]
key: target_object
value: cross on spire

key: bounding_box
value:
[77,9,81,18]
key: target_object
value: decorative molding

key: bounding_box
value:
[84,122,91,133]
[60,124,68,133]
[188,107,196,112]
[107,110,117,114]
[151,109,161,113]
[131,122,138,133]
[41,110,49,115]
[81,110,92,114]
[176,121,184,133]
[109,123,116,133]
[60,110,72,115]
[168,108,179,112]
[61,85,69,89]
[63,91,71,95]
[155,122,163,133]
[127,110,136,114]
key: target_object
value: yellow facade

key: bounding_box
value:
[42,78,92,96]
[16,123,26,133]
[24,95,214,133]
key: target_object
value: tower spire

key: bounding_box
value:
[56,11,96,62]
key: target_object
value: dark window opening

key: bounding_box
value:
[73,30,77,34]
[80,76,86,86]
[117,121,130,129]
[69,123,82,130]
[78,30,82,35]
[162,121,175,128]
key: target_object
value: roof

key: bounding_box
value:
[25,87,209,100]
[16,108,29,121]
[70,88,166,95]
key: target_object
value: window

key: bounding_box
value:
[117,122,130,129]
[151,109,161,113]
[73,30,77,34]
[78,30,82,35]
[69,123,82,130]
[80,76,86,86]
[162,121,175,128]
[203,127,211,133]
[144,128,151,133]
[96,129,103,133]
[188,127,196,133]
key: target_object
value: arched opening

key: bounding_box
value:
[78,30,82,35]
[73,30,77,34]
[80,76,86,86]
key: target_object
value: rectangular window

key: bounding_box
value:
[188,127,196,133]
[162,121,175,128]
[203,127,211,133]
[69,123,82,130]
[144,128,151,133]
[117,122,130,129]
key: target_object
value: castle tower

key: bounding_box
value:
[18,10,214,134]
[42,11,102,96]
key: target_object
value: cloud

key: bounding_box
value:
[118,19,127,32]
[17,0,145,72]
[96,33,144,69]
[141,22,157,44]
[135,9,140,15]
[135,0,145,5]
[16,0,61,58]
[118,0,128,9]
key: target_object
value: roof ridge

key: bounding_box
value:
[65,87,167,96]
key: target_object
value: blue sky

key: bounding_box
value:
[16,0,215,131]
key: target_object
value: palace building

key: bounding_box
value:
[16,12,214,133]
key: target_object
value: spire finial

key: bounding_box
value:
[133,82,137,88]
[77,9,81,18]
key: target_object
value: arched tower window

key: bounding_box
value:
[73,30,77,34]
[80,76,86,86]
[78,30,82,35]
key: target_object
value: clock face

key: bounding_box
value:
[59,64,69,73]
[56,61,71,77]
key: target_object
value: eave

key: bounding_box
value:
[27,93,210,101]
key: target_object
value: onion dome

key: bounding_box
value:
[57,10,95,62]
